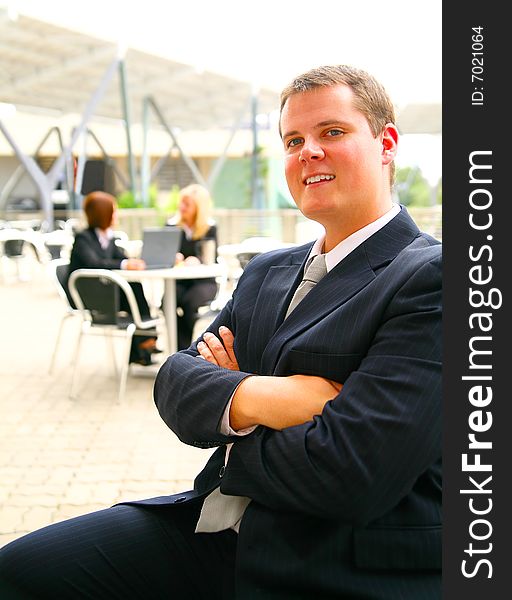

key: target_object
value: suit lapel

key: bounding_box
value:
[363,206,420,272]
[283,244,376,327]
[245,247,310,367]
[259,246,375,373]
[259,206,420,374]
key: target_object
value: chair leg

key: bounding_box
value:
[14,257,21,280]
[69,323,87,399]
[14,256,30,282]
[118,324,135,403]
[49,313,71,374]
[106,332,118,378]
[0,256,6,284]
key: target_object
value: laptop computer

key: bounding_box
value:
[140,227,181,269]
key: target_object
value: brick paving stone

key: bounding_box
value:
[0,467,24,484]
[13,482,71,497]
[0,507,26,533]
[0,488,11,503]
[8,494,59,508]
[45,465,77,479]
[62,483,95,505]
[21,507,56,531]
[1,263,212,547]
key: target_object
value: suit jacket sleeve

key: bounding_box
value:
[153,295,253,448]
[220,253,442,525]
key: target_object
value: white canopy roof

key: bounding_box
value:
[0,13,279,131]
[1,12,441,141]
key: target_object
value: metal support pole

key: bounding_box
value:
[250,90,264,212]
[73,129,88,208]
[0,119,53,227]
[47,56,121,193]
[141,97,151,206]
[87,129,130,189]
[1,55,129,225]
[118,59,137,199]
[207,95,252,189]
[150,147,174,181]
[0,127,59,211]
[146,97,208,188]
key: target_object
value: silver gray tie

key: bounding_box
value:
[285,254,327,319]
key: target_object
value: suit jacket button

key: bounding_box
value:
[219,465,225,477]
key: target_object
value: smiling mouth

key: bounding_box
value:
[304,174,335,185]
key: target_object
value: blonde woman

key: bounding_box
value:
[167,184,218,349]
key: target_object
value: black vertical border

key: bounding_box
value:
[443,3,509,597]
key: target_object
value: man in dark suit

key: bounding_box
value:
[0,65,441,599]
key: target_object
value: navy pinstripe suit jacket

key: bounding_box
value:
[149,206,442,599]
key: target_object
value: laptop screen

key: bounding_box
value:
[140,227,181,269]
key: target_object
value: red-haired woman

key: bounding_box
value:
[67,191,159,365]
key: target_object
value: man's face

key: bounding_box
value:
[280,84,396,240]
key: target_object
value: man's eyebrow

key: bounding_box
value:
[282,120,349,139]
[281,129,300,140]
[316,120,348,128]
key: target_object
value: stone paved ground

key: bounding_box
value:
[0,256,214,548]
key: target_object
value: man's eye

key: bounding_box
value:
[326,129,343,137]
[286,137,303,148]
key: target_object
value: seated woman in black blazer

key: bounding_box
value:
[67,191,159,365]
[167,184,218,350]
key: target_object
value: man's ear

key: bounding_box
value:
[381,123,399,165]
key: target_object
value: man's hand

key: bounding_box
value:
[197,327,239,371]
[197,327,343,431]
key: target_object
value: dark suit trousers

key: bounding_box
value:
[0,502,237,599]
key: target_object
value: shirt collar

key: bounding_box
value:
[95,227,114,249]
[182,224,194,240]
[307,203,401,272]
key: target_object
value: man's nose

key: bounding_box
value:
[299,138,325,162]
